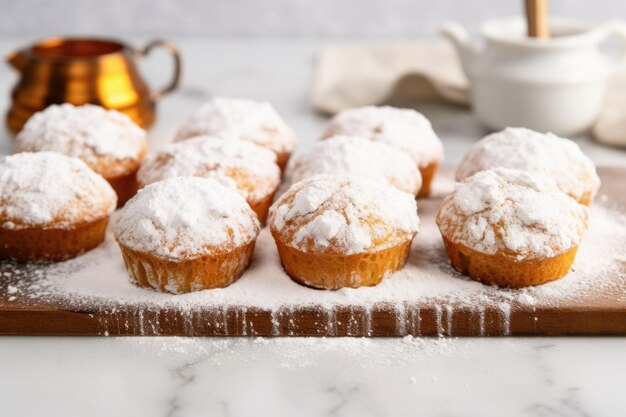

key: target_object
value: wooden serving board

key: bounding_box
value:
[0,167,624,337]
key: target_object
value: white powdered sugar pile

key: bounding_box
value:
[15,104,146,169]
[437,168,589,260]
[137,135,281,202]
[290,135,423,195]
[323,106,444,167]
[175,97,297,154]
[0,152,117,229]
[270,175,420,254]
[113,177,260,260]
[456,127,601,203]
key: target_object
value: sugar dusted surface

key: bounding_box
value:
[113,177,260,260]
[6,169,624,318]
[456,127,601,203]
[175,97,297,154]
[0,152,117,229]
[438,168,589,260]
[137,135,280,202]
[270,175,420,254]
[290,135,423,195]
[323,106,444,167]
[15,104,146,175]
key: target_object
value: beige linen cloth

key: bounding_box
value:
[312,41,626,147]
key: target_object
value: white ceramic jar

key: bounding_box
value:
[442,17,626,136]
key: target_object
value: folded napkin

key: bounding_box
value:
[312,41,626,147]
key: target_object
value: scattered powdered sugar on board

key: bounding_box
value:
[2,170,624,336]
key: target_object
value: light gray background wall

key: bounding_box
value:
[1,0,625,39]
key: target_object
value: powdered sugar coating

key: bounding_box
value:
[11,168,625,322]
[456,127,601,203]
[290,135,423,195]
[137,135,281,202]
[175,98,297,155]
[15,104,147,177]
[437,168,589,260]
[323,106,444,167]
[114,177,260,260]
[0,152,117,229]
[270,175,420,254]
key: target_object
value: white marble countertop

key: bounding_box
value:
[0,38,625,417]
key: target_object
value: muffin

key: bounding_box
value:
[269,175,420,290]
[289,135,422,196]
[15,103,147,206]
[436,168,589,288]
[137,135,281,224]
[322,106,444,197]
[456,127,601,206]
[175,97,297,170]
[114,176,260,293]
[0,152,117,262]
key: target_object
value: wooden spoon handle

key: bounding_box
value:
[525,0,550,38]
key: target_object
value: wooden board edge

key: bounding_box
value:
[1,304,625,337]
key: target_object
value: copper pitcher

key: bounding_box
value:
[5,37,181,135]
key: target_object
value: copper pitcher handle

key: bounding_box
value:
[138,39,181,100]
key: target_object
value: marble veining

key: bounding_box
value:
[1,337,625,417]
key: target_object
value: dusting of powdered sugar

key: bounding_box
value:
[2,170,625,337]
[175,97,297,154]
[437,168,589,260]
[113,176,260,260]
[0,152,117,229]
[289,135,422,195]
[323,106,444,167]
[137,135,280,202]
[15,104,146,172]
[456,127,601,203]
[269,175,420,254]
